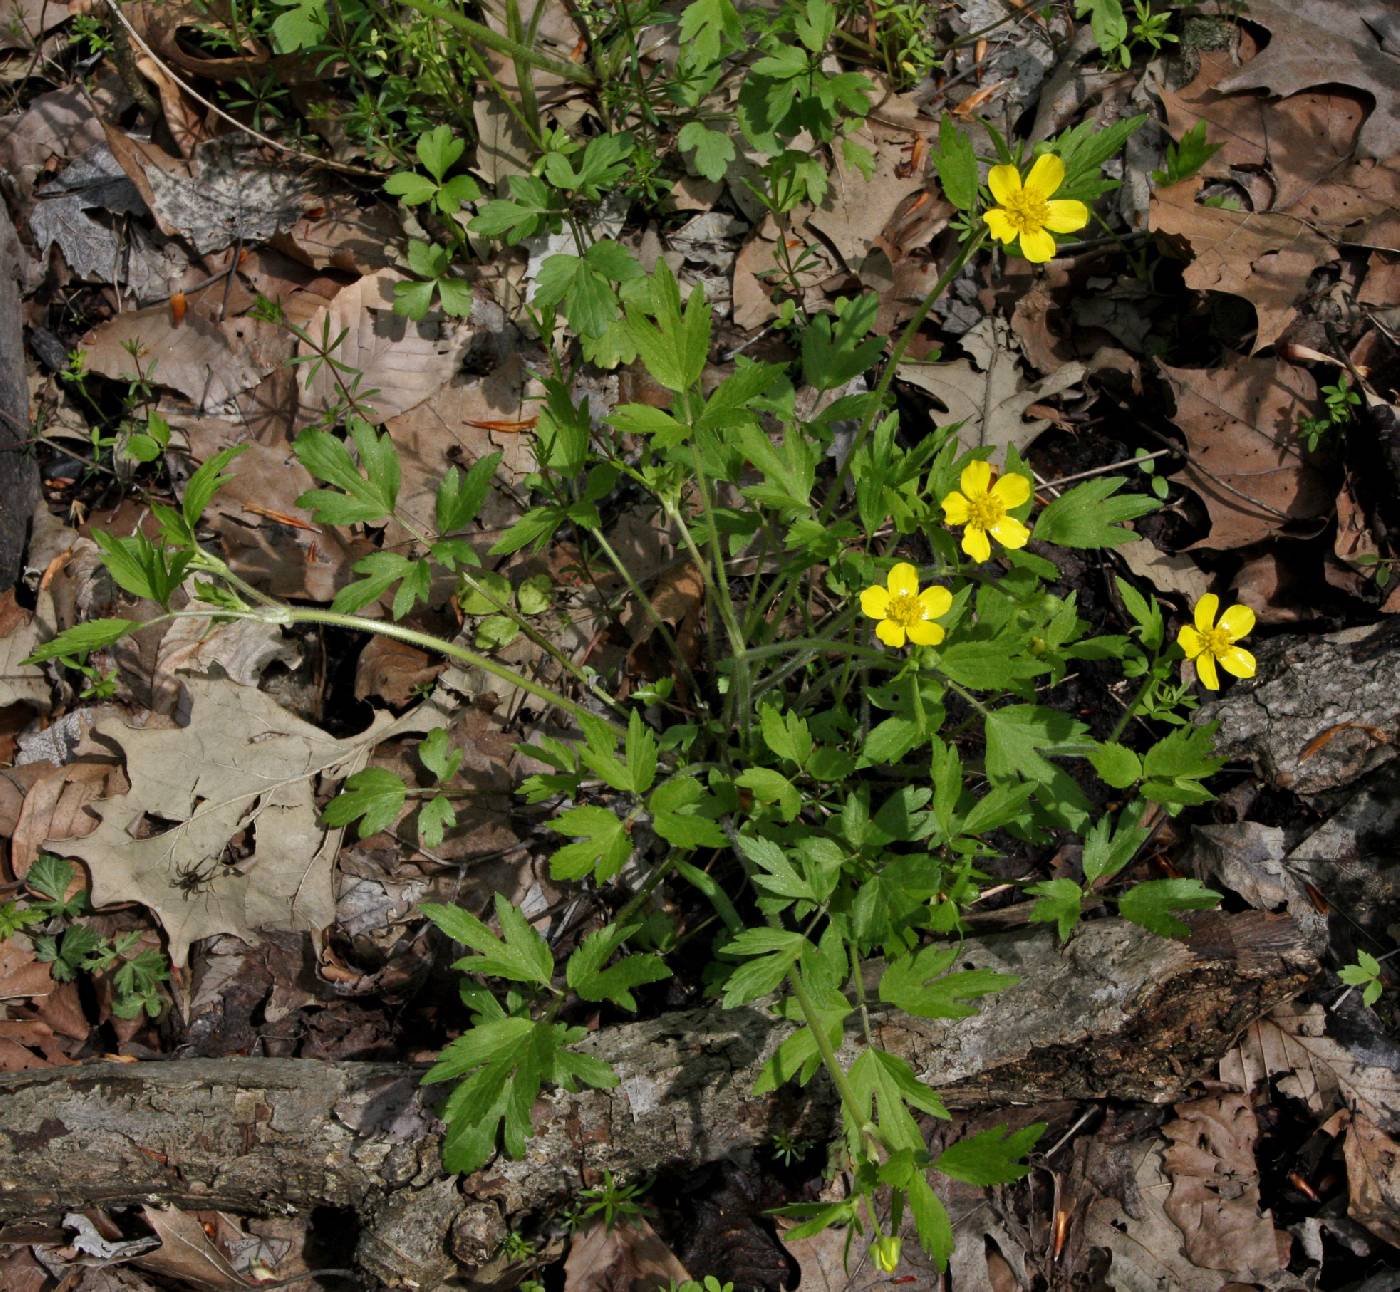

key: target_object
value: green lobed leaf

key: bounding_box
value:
[425,893,555,986]
[1118,877,1221,939]
[566,923,671,1011]
[322,767,406,838]
[879,944,1018,1019]
[23,617,138,666]
[935,1122,1044,1186]
[1032,477,1157,549]
[1026,877,1083,943]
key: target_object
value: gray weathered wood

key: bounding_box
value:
[0,912,1316,1288]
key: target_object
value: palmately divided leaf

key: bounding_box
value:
[565,923,671,1011]
[878,944,1017,1019]
[935,1122,1044,1186]
[423,894,554,986]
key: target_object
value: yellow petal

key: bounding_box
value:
[876,618,906,648]
[960,459,993,499]
[907,620,945,646]
[990,515,1030,550]
[983,208,1018,244]
[1218,645,1256,679]
[987,164,1022,206]
[1196,651,1220,691]
[860,585,890,620]
[887,562,919,598]
[1217,603,1255,642]
[1023,152,1065,201]
[919,585,952,617]
[1177,624,1204,658]
[1018,226,1057,263]
[1043,199,1089,233]
[942,490,971,525]
[990,471,1031,508]
[1194,593,1220,633]
[962,525,992,564]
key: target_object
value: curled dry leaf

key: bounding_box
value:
[1342,1113,1400,1246]
[1219,1000,1400,1130]
[562,1218,691,1292]
[1212,0,1400,161]
[1158,356,1330,550]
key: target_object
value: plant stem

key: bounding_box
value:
[394,0,596,85]
[257,607,624,734]
[755,228,989,648]
[786,963,881,1160]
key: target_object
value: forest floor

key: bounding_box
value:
[0,0,1398,1288]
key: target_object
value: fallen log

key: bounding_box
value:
[0,912,1317,1288]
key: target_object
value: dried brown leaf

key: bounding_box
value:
[1343,1113,1400,1246]
[1213,0,1400,160]
[1149,176,1336,353]
[562,1219,690,1292]
[1161,1093,1291,1278]
[1158,356,1330,549]
[1219,1000,1400,1130]
[79,308,269,411]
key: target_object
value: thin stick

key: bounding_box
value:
[98,0,382,178]
[1038,448,1172,490]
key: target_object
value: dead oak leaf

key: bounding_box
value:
[1213,0,1400,161]
[1161,1093,1291,1279]
[1159,355,1330,550]
[55,675,446,965]
[1150,176,1335,353]
[897,336,1086,459]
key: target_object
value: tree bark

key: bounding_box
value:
[0,912,1317,1288]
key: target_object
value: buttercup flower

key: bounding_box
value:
[941,460,1032,564]
[1177,593,1256,691]
[860,562,952,649]
[982,154,1089,264]
[871,1235,903,1273]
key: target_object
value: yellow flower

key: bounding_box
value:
[860,562,952,649]
[1177,593,1256,691]
[941,461,1032,563]
[871,1235,902,1273]
[982,154,1089,264]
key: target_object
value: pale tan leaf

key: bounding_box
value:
[1343,1113,1400,1246]
[55,676,449,965]
[898,337,1086,459]
[1219,1001,1400,1129]
[562,1218,690,1292]
[136,1207,250,1291]
[79,308,269,411]
[298,270,473,421]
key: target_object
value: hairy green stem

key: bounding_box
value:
[256,607,623,734]
[394,0,597,85]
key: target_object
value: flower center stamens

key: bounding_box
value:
[1201,627,1232,658]
[1003,191,1050,235]
[967,494,1006,530]
[885,593,923,628]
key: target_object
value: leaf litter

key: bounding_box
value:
[1,0,1399,1286]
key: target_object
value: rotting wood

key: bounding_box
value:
[0,912,1317,1289]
